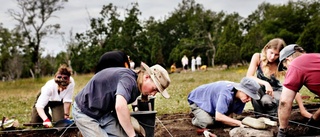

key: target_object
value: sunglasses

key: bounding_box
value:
[56,75,69,80]
[282,66,287,71]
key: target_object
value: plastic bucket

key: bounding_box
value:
[137,96,155,111]
[131,111,157,137]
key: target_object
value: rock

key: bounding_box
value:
[241,116,267,129]
[229,127,273,137]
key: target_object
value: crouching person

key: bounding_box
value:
[187,77,260,129]
[277,44,320,137]
[30,64,75,128]
[72,62,171,137]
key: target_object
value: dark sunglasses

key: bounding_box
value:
[57,75,69,80]
[282,66,287,71]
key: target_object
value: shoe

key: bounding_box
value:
[189,113,194,118]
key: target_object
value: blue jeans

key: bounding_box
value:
[72,102,127,137]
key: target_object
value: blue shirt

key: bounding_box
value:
[187,81,245,116]
[75,68,140,119]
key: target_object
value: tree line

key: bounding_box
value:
[0,0,319,80]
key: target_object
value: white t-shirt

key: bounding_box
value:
[35,77,75,108]
[130,61,135,69]
[196,56,201,65]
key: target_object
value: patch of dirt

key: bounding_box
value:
[0,127,81,137]
[1,103,319,137]
[154,103,320,137]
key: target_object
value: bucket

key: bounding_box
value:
[137,96,155,111]
[131,111,157,137]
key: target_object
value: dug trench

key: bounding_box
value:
[0,103,319,137]
[154,103,320,137]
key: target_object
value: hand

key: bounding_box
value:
[306,116,319,126]
[43,118,53,128]
[265,83,274,97]
[203,130,217,137]
[277,128,287,137]
[240,124,248,128]
[64,114,70,119]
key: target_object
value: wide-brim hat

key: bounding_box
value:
[141,62,171,98]
[232,77,260,100]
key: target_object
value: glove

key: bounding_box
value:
[43,118,53,128]
[277,128,286,137]
[203,130,210,137]
[131,117,146,137]
[306,116,319,127]
[203,130,217,137]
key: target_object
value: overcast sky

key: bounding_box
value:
[0,0,290,56]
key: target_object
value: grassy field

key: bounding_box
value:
[0,65,315,127]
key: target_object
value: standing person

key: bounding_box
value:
[181,55,189,73]
[277,44,320,136]
[187,77,260,128]
[196,55,201,70]
[30,64,75,128]
[246,38,311,118]
[129,56,135,70]
[72,62,171,137]
[191,56,196,72]
[95,50,130,74]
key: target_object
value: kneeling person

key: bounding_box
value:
[30,64,75,127]
[187,77,260,128]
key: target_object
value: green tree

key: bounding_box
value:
[215,43,240,68]
[215,13,243,66]
[163,0,224,67]
[74,3,144,72]
[0,24,25,80]
[74,3,122,72]
[297,14,320,52]
[8,0,68,78]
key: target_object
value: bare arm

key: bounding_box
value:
[215,111,243,127]
[278,87,296,129]
[64,102,71,119]
[36,108,49,121]
[295,93,312,118]
[115,95,136,137]
[246,53,273,96]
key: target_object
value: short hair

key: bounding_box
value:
[56,64,72,76]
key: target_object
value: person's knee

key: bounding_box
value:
[192,117,214,128]
[261,95,273,104]
[273,91,281,100]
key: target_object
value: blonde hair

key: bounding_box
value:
[260,38,286,77]
[136,70,145,92]
[136,69,152,101]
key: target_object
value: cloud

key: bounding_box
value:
[0,0,290,56]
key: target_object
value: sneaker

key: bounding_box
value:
[189,113,194,118]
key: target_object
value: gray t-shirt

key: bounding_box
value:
[75,67,140,119]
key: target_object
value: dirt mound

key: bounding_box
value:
[154,103,320,137]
